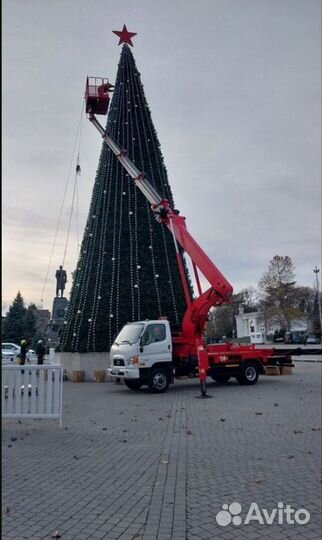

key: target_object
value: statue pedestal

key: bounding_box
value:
[52,297,69,323]
[45,297,69,349]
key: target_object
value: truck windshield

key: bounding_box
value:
[114,324,144,345]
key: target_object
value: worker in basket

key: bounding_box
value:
[97,82,114,97]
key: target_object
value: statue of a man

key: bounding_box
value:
[55,266,67,297]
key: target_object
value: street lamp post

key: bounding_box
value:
[313,266,322,335]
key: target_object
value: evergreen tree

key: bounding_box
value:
[2,291,26,343]
[60,43,192,352]
[24,304,37,344]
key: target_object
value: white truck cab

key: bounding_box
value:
[108,320,173,392]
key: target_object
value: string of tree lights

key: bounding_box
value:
[60,40,193,352]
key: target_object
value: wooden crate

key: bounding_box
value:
[72,370,85,382]
[280,366,293,375]
[264,365,280,376]
[93,370,106,383]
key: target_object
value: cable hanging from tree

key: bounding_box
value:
[39,100,84,308]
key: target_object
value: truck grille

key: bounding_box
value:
[114,359,125,366]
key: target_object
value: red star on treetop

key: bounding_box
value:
[113,25,137,47]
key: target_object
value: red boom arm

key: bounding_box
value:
[151,201,233,341]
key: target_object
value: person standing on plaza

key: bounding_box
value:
[35,340,46,365]
[19,339,28,365]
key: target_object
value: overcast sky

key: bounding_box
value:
[2,0,321,314]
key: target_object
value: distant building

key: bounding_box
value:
[235,307,308,343]
[288,319,308,339]
[235,308,266,344]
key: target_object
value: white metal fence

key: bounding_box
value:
[2,365,63,427]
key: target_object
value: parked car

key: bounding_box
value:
[1,343,20,364]
[274,337,285,343]
[2,343,38,364]
[305,335,321,345]
[293,335,304,344]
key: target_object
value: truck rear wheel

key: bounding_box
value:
[236,363,259,385]
[148,368,170,393]
[124,379,142,390]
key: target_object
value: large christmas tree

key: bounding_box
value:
[60,27,193,353]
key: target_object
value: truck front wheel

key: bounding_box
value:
[236,363,259,385]
[124,379,142,390]
[148,368,170,393]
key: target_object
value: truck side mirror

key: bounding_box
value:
[139,337,144,353]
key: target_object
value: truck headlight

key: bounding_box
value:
[127,356,139,366]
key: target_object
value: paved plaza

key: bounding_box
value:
[2,361,321,540]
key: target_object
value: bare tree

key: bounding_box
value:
[258,256,302,331]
